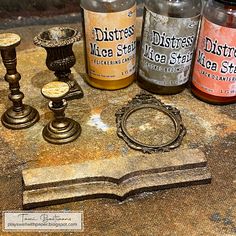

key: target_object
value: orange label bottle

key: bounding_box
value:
[81,1,136,90]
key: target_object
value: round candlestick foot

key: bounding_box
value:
[43,118,81,145]
[1,105,39,130]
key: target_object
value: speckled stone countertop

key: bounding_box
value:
[0,24,235,236]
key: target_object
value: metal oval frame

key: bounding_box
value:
[116,91,187,153]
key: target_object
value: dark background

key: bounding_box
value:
[0,0,143,19]
[0,0,144,29]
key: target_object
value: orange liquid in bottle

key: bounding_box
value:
[86,74,136,90]
[192,4,236,104]
[81,3,136,90]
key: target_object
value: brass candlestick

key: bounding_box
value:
[0,33,39,129]
[42,81,81,144]
[34,27,84,101]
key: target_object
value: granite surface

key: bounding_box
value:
[0,23,235,235]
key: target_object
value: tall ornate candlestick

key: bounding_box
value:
[34,27,84,101]
[0,33,39,129]
[42,81,81,144]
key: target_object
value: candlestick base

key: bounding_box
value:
[43,118,81,145]
[1,105,39,130]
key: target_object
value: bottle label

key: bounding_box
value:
[139,8,200,86]
[192,17,236,97]
[83,5,136,81]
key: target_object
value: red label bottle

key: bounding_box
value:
[192,0,236,104]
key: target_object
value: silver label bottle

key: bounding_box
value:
[138,0,202,94]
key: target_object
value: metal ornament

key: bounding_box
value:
[116,91,186,153]
[0,33,39,129]
[41,81,81,144]
[34,27,84,100]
